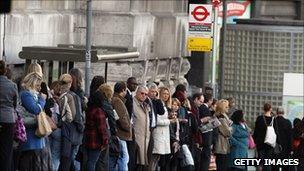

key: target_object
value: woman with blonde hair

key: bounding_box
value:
[150,86,171,171]
[18,72,47,170]
[27,62,43,77]
[214,99,232,171]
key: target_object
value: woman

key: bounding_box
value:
[110,81,132,170]
[214,99,232,171]
[85,89,109,171]
[253,103,275,171]
[228,110,249,171]
[58,74,77,171]
[0,60,18,171]
[18,72,47,170]
[151,87,171,171]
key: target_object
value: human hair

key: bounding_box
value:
[147,82,158,90]
[204,93,213,103]
[172,98,181,107]
[69,68,83,88]
[263,103,272,112]
[98,83,113,101]
[27,63,43,77]
[135,84,148,93]
[22,72,43,91]
[175,84,187,92]
[231,110,245,124]
[159,86,172,108]
[0,60,6,75]
[276,107,284,115]
[215,99,229,115]
[114,81,127,93]
[90,75,105,95]
[192,92,204,101]
[59,74,73,85]
[127,77,137,84]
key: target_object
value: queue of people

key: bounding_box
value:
[0,59,303,171]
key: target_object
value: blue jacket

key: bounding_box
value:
[18,90,46,151]
[228,123,249,169]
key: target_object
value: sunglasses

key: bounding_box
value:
[140,92,148,95]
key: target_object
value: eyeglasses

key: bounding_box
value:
[140,92,148,95]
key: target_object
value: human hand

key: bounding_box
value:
[201,117,210,123]
[40,93,47,100]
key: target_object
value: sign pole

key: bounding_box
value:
[211,5,218,98]
[85,0,92,96]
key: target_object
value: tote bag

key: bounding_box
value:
[264,117,277,148]
[35,111,53,137]
[248,134,256,149]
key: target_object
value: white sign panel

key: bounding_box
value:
[283,73,304,96]
[188,4,213,34]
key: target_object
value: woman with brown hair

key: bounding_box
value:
[214,99,232,171]
[253,103,276,171]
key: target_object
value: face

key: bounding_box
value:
[135,88,148,102]
[194,95,204,107]
[160,90,170,102]
[148,88,158,99]
[172,101,179,112]
[224,103,229,113]
[121,89,127,97]
[127,78,138,92]
[34,81,42,92]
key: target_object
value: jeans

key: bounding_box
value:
[87,149,101,171]
[109,139,129,171]
[49,129,61,171]
[71,145,80,171]
[118,140,129,171]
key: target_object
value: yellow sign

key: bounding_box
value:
[187,37,212,52]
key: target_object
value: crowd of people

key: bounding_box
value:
[0,59,303,171]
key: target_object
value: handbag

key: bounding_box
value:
[248,134,256,149]
[16,104,37,128]
[263,116,277,148]
[46,115,57,131]
[35,111,53,137]
[13,110,27,143]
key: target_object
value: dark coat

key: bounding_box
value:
[275,116,292,157]
[253,115,278,151]
[125,90,133,119]
[145,98,165,129]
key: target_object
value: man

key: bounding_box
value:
[125,77,138,171]
[273,107,292,171]
[133,85,151,171]
[189,93,204,171]
[145,82,165,171]
[199,93,213,171]
[125,77,138,118]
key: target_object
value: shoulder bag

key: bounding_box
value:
[263,116,277,148]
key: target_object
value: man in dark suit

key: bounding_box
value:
[125,77,138,119]
[199,93,213,171]
[125,77,138,171]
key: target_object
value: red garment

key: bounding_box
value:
[190,105,203,145]
[84,106,109,149]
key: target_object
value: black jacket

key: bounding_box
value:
[253,115,278,151]
[125,91,133,119]
[145,98,165,129]
[275,116,292,157]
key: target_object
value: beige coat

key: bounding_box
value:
[214,113,232,154]
[133,98,150,165]
[112,93,132,141]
